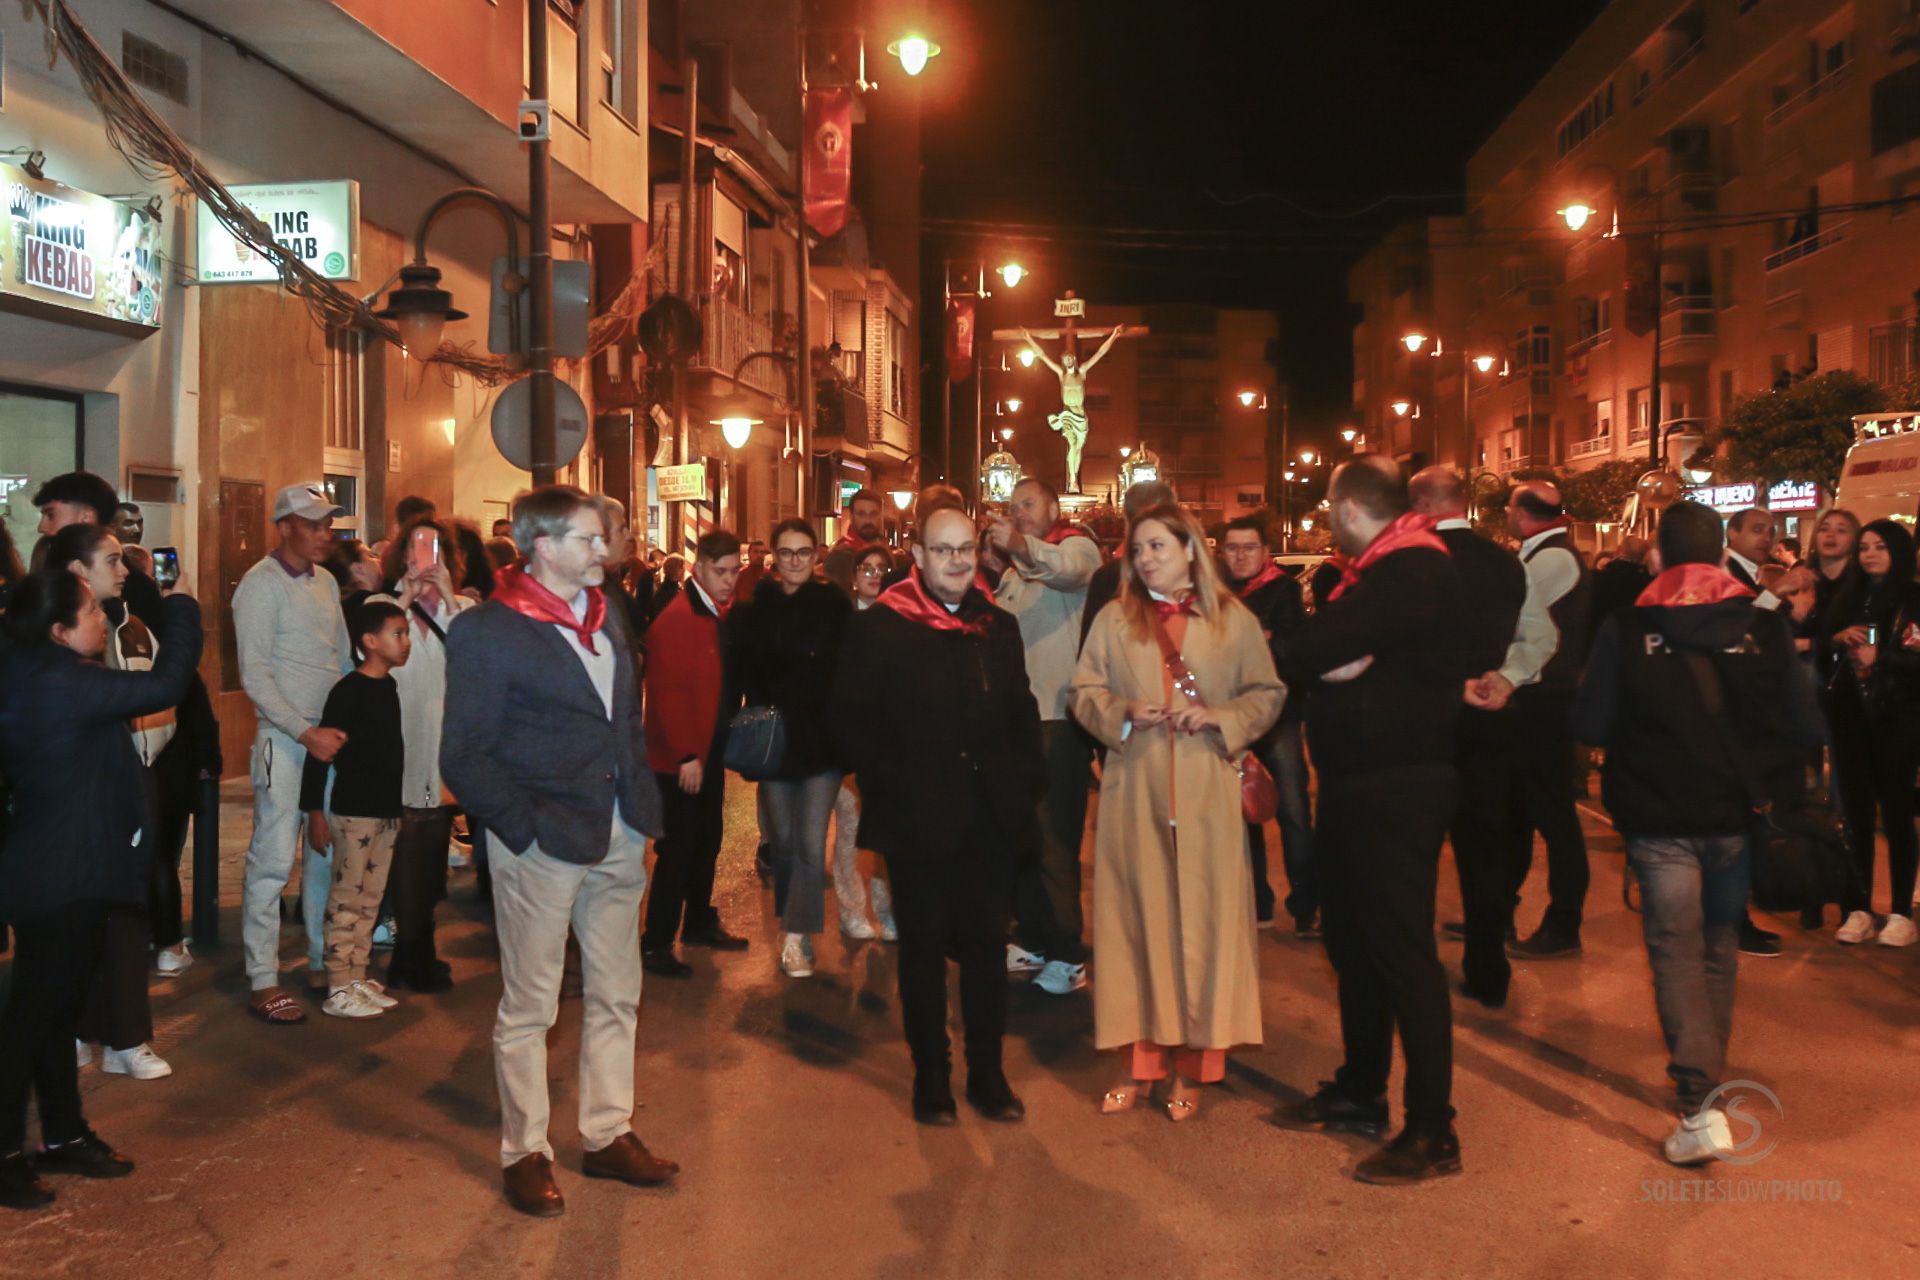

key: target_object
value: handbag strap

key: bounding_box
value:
[1148,612,1204,709]
[410,600,448,642]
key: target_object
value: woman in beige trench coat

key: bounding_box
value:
[1070,503,1285,1120]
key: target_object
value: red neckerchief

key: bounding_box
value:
[1041,519,1092,546]
[1327,512,1447,602]
[1526,515,1574,539]
[1233,562,1284,598]
[1636,563,1755,608]
[1150,589,1198,619]
[876,571,989,636]
[493,564,608,653]
[833,531,870,554]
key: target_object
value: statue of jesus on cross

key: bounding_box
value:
[1019,322,1127,495]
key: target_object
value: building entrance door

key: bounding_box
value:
[0,384,84,558]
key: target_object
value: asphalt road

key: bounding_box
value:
[3,783,1917,1279]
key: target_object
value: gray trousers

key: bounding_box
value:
[765,770,843,935]
[241,727,331,991]
[490,813,649,1166]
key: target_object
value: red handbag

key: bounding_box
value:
[1148,613,1279,825]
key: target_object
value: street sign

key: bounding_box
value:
[490,378,589,471]
[489,257,591,358]
[1053,297,1085,318]
[654,462,708,502]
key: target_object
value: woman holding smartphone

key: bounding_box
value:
[1822,518,1920,947]
[372,517,472,990]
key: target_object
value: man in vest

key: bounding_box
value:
[1466,481,1593,958]
[1570,500,1822,1163]
[1408,468,1527,1007]
[987,477,1102,994]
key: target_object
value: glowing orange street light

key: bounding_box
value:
[998,263,1025,289]
[1237,389,1259,407]
[1391,399,1413,417]
[1559,202,1594,232]
[1402,332,1428,354]
[1017,349,1037,368]
[1473,354,1497,373]
[887,35,942,76]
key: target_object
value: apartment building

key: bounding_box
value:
[1351,0,1920,491]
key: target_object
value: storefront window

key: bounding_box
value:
[0,386,84,560]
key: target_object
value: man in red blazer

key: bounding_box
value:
[640,529,746,976]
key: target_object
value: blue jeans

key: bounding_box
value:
[1248,722,1316,924]
[763,770,843,935]
[1627,834,1749,1113]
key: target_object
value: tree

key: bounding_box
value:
[1707,370,1887,494]
[1558,459,1644,523]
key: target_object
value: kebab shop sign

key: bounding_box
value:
[196,180,360,283]
[1,162,162,328]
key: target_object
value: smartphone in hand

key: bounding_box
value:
[152,546,181,589]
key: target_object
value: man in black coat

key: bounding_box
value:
[830,504,1044,1126]
[1220,514,1316,934]
[1410,468,1527,1007]
[1276,456,1468,1186]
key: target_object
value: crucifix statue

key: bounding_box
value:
[996,294,1144,495]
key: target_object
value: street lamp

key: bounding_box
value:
[998,263,1025,289]
[1402,332,1428,353]
[999,426,1014,441]
[1004,397,1022,413]
[886,35,941,76]
[890,489,914,511]
[1238,389,1259,408]
[1017,348,1037,369]
[1558,202,1595,232]
[1391,399,1413,417]
[1299,449,1317,465]
[1118,445,1133,459]
[1340,427,1358,443]
[1474,354,1497,374]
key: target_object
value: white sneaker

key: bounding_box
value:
[155,942,193,978]
[870,879,898,942]
[102,1044,173,1080]
[76,1040,93,1068]
[447,847,471,870]
[1033,959,1089,995]
[1006,943,1047,974]
[351,979,398,1009]
[1835,910,1878,944]
[780,933,813,978]
[1663,1108,1733,1166]
[1876,913,1917,947]
[322,987,383,1019]
[840,913,878,941]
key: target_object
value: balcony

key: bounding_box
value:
[1629,421,1652,446]
[1568,434,1615,460]
[1766,60,1856,129]
[1764,222,1850,303]
[1869,320,1919,388]
[1566,329,1613,358]
[698,297,785,399]
[1660,294,1717,365]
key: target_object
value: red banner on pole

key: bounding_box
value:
[1623,235,1659,337]
[946,297,975,383]
[804,87,853,237]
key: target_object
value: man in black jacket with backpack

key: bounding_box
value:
[1572,500,1823,1166]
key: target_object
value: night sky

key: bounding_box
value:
[918,0,1612,449]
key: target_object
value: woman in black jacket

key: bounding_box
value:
[0,569,202,1211]
[730,519,851,978]
[1822,518,1920,948]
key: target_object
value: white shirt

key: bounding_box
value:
[1435,517,1471,531]
[231,553,353,739]
[368,591,472,808]
[995,530,1102,721]
[556,590,615,719]
[1726,550,1782,610]
[690,577,721,616]
[1498,528,1582,688]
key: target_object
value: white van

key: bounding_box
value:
[1835,413,1920,526]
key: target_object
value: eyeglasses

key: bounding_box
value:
[856,563,887,576]
[923,543,978,560]
[775,547,817,560]
[560,533,608,549]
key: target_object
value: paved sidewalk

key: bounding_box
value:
[5,782,1917,1279]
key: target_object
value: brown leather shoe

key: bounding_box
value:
[502,1153,565,1217]
[581,1133,679,1187]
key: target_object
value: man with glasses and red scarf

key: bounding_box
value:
[442,485,676,1217]
[831,501,1044,1126]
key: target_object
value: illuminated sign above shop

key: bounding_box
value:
[1685,479,1822,515]
[197,180,359,283]
[0,161,163,332]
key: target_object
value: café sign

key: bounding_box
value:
[0,161,162,332]
[1684,479,1821,515]
[196,180,359,283]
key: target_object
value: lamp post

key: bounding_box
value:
[941,255,1025,506]
[1560,175,1666,466]
[1401,331,1500,470]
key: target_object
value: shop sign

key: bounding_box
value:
[196,180,359,283]
[654,462,708,503]
[0,161,162,330]
[1684,479,1821,515]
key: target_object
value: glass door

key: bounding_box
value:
[0,384,84,561]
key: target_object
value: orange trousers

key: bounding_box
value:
[1126,1041,1227,1084]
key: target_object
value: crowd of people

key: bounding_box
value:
[0,453,1906,1214]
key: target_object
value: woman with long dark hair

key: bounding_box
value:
[0,567,202,1210]
[1070,503,1284,1120]
[1823,518,1920,947]
[730,518,852,977]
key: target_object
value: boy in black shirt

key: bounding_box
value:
[301,601,411,1019]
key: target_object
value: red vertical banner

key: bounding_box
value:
[946,297,976,383]
[804,87,853,237]
[1623,235,1659,337]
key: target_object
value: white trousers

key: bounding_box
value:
[241,727,332,990]
[490,812,649,1166]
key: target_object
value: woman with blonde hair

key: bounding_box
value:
[1070,503,1284,1119]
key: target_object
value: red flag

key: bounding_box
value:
[804,87,853,237]
[946,297,976,383]
[1623,234,1659,337]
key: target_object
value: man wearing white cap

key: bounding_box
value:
[232,482,353,1024]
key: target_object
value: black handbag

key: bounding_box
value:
[1679,650,1851,913]
[723,705,788,780]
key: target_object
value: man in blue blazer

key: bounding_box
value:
[442,485,672,1218]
